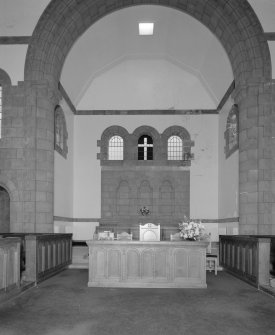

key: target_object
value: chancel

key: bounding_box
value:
[1,0,275,334]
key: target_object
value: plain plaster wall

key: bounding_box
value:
[0,45,27,85]
[77,59,217,110]
[73,114,219,221]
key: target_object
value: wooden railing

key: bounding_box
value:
[219,235,271,288]
[25,234,72,283]
[0,237,21,296]
[0,233,72,285]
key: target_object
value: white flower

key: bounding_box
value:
[178,218,205,240]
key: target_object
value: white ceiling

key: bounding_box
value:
[0,0,275,109]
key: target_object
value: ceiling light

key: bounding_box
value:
[139,23,154,35]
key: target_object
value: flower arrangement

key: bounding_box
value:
[179,216,205,240]
[139,206,150,216]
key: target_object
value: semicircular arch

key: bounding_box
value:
[24,0,271,87]
[0,176,19,202]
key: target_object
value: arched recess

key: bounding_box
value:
[159,180,175,217]
[116,180,130,217]
[0,176,19,233]
[138,180,153,215]
[0,186,10,233]
[24,0,273,234]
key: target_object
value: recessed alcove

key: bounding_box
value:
[0,186,10,233]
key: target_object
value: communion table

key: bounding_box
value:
[86,240,208,288]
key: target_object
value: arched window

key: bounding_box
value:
[54,105,68,158]
[55,113,64,150]
[108,136,124,160]
[138,135,153,160]
[0,85,2,138]
[168,136,183,160]
[225,104,238,158]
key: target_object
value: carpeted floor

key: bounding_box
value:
[0,270,275,335]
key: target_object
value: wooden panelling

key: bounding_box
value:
[219,235,271,287]
[87,240,208,288]
[25,234,72,284]
[0,237,20,294]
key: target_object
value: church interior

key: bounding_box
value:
[1,0,275,333]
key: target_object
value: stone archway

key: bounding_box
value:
[23,0,274,234]
[0,177,19,233]
[0,186,10,233]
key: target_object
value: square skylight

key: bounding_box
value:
[139,23,154,35]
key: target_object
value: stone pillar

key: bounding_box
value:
[0,82,26,232]
[236,79,274,235]
[0,80,58,233]
[23,81,58,233]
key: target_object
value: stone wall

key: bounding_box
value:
[0,78,59,233]
[101,168,190,226]
[99,125,192,227]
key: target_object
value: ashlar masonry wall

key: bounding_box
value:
[101,168,190,227]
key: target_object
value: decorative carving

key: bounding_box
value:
[87,240,208,288]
